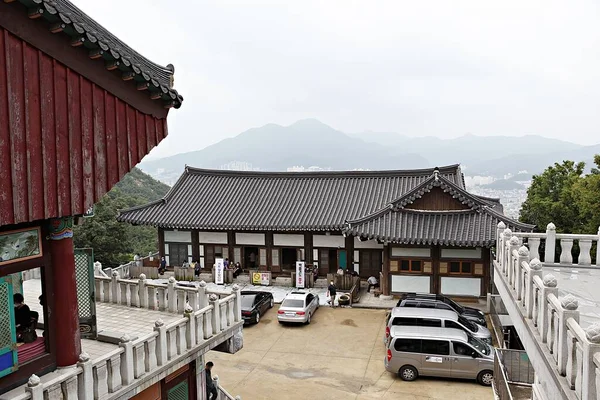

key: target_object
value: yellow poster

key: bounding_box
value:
[252,272,261,285]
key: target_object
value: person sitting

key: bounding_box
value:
[233,262,242,278]
[336,267,344,276]
[367,276,379,292]
[14,293,35,342]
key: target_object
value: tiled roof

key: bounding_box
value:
[118,165,466,230]
[344,174,534,247]
[17,0,183,108]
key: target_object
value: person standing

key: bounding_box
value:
[159,256,167,275]
[134,253,141,268]
[205,361,218,400]
[327,281,337,308]
[367,276,379,292]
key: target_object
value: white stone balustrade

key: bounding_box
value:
[496,224,600,400]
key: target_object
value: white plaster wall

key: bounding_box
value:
[391,247,431,258]
[441,248,482,259]
[313,234,344,248]
[440,277,481,296]
[273,234,304,247]
[235,233,265,246]
[198,232,228,244]
[391,275,431,293]
[353,238,383,249]
[164,230,192,243]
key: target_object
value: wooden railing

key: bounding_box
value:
[12,281,242,400]
[496,226,600,400]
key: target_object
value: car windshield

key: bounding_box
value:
[458,316,477,332]
[241,295,256,308]
[444,297,464,313]
[282,299,305,308]
[467,335,490,355]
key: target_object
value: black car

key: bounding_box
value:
[241,291,274,324]
[396,293,487,327]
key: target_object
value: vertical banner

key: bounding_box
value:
[215,258,225,284]
[296,261,305,288]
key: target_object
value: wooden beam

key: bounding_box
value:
[71,36,85,47]
[28,7,44,19]
[50,23,66,33]
[3,0,18,3]
[105,60,120,71]
[150,91,163,100]
[137,82,149,91]
[121,71,135,81]
[88,49,104,60]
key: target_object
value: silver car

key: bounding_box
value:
[277,292,319,324]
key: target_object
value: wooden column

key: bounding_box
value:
[345,235,354,272]
[431,246,441,294]
[382,244,390,296]
[191,230,200,262]
[158,228,165,259]
[265,232,274,270]
[482,247,491,296]
[305,233,313,264]
[227,231,235,262]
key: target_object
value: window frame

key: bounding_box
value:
[397,259,424,273]
[447,260,474,275]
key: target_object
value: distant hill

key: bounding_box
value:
[139,119,429,179]
[480,179,525,190]
[111,167,170,205]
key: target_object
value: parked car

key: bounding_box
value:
[384,307,492,344]
[277,292,319,324]
[385,326,494,386]
[396,293,487,326]
[241,291,274,324]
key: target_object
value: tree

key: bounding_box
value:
[573,156,600,234]
[519,160,585,232]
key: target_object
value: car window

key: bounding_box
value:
[394,338,421,353]
[458,316,477,332]
[418,302,436,309]
[418,318,442,327]
[435,303,452,311]
[392,317,417,326]
[403,301,417,308]
[445,320,466,332]
[467,336,490,356]
[453,341,474,356]
[306,294,314,303]
[282,299,305,308]
[422,340,449,355]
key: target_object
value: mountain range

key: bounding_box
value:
[139,119,600,184]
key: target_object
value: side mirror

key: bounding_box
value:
[471,352,478,359]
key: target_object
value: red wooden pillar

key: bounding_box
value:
[48,217,81,366]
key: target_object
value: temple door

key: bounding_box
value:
[74,248,97,339]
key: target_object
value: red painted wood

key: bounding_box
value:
[67,72,83,215]
[6,33,28,223]
[0,32,14,225]
[0,28,171,225]
[24,46,44,221]
[40,54,58,219]
[53,61,71,216]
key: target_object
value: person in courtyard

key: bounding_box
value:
[327,281,337,307]
[134,253,141,267]
[233,262,242,277]
[224,258,230,269]
[205,361,218,400]
[159,257,166,275]
[194,260,201,278]
[367,275,379,292]
[13,293,32,341]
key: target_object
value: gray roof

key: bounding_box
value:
[345,174,533,247]
[118,165,468,230]
[16,0,183,108]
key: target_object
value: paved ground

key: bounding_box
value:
[207,307,493,400]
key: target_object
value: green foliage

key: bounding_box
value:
[73,168,169,267]
[520,157,600,234]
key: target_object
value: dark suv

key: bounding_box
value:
[396,293,487,327]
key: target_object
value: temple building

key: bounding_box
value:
[119,164,533,298]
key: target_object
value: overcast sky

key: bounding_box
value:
[75,0,600,158]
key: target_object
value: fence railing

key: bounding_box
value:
[496,223,600,400]
[11,282,242,400]
[103,252,159,279]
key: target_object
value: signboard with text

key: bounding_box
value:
[252,272,271,286]
[296,261,305,289]
[215,258,224,285]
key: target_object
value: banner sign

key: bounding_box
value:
[252,272,271,286]
[296,261,305,289]
[215,258,224,285]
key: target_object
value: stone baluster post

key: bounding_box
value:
[545,223,556,263]
[508,236,521,287]
[213,375,220,397]
[184,305,196,349]
[168,277,177,313]
[210,294,220,336]
[539,274,558,343]
[557,295,580,375]
[579,239,592,266]
[596,226,600,266]
[560,239,574,265]
[529,238,541,261]
[154,319,167,366]
[501,228,512,274]
[583,323,600,400]
[198,281,208,309]
[496,222,506,262]
[138,274,148,309]
[78,353,94,400]
[95,279,103,302]
[111,271,121,304]
[527,259,543,319]
[119,335,134,386]
[232,284,242,323]
[25,375,43,400]
[516,246,529,301]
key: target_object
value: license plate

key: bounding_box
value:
[285,312,295,317]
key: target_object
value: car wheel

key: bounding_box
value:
[269,298,274,308]
[255,312,260,324]
[306,312,311,325]
[477,370,493,386]
[399,365,418,382]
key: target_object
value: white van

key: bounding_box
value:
[385,326,494,386]
[384,307,492,344]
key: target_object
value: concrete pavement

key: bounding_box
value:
[207,307,493,399]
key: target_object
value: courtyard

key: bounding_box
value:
[207,306,493,400]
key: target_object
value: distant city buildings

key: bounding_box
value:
[219,161,261,171]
